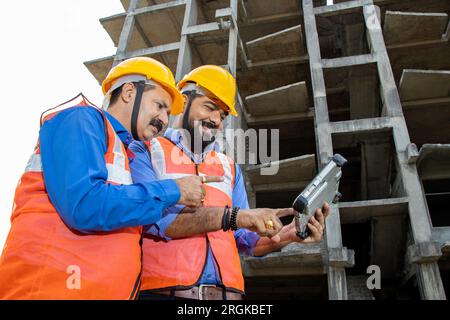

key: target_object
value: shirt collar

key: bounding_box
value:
[104,111,134,147]
[164,128,221,163]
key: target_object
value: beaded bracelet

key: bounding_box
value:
[230,207,240,231]
[222,206,231,231]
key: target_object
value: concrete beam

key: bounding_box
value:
[175,0,197,81]
[247,154,316,189]
[84,42,181,84]
[120,42,180,59]
[330,117,393,135]
[246,55,309,69]
[399,69,450,102]
[84,56,114,84]
[364,5,404,118]
[328,247,355,268]
[247,110,314,126]
[339,197,408,224]
[246,25,305,62]
[252,181,312,193]
[242,242,326,277]
[242,0,301,23]
[246,107,349,126]
[322,53,376,69]
[184,22,222,36]
[417,144,450,181]
[114,0,140,66]
[325,204,349,300]
[303,0,349,300]
[416,262,447,300]
[119,0,186,15]
[407,143,420,164]
[227,0,239,77]
[383,11,448,46]
[407,241,442,264]
[402,96,450,110]
[314,0,372,16]
[135,0,186,16]
[102,1,185,54]
[245,82,309,116]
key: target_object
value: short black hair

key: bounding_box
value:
[109,84,124,106]
[184,90,229,117]
[109,82,156,106]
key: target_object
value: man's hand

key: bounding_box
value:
[251,203,331,257]
[175,176,223,207]
[237,208,295,238]
[274,202,331,244]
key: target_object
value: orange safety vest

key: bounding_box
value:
[140,137,245,293]
[0,105,142,300]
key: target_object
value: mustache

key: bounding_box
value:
[149,118,165,134]
[201,120,218,130]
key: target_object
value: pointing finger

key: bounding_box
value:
[272,216,284,233]
[203,176,224,183]
[276,208,295,218]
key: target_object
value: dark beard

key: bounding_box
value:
[199,121,218,149]
[181,92,218,153]
[185,121,217,154]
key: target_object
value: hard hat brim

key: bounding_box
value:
[178,78,238,117]
[160,82,184,115]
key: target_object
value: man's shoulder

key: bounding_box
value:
[216,151,235,165]
[44,106,104,126]
[128,140,148,154]
[163,128,182,144]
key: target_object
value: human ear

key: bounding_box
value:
[121,83,135,103]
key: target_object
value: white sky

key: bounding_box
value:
[0,1,124,248]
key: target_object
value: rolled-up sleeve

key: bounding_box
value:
[145,205,184,241]
[232,164,260,256]
[129,140,183,241]
[40,107,180,233]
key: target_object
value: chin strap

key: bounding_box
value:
[181,91,199,152]
[131,81,146,141]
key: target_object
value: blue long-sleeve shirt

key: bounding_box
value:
[129,128,260,286]
[39,106,181,233]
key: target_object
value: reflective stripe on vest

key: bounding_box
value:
[25,153,43,172]
[140,137,244,293]
[150,138,233,197]
[24,130,132,185]
[0,106,141,300]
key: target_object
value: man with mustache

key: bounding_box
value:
[129,65,330,300]
[0,57,221,300]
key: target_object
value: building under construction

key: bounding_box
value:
[84,0,450,300]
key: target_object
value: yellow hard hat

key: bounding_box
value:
[102,57,184,115]
[177,65,238,116]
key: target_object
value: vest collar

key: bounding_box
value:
[164,128,221,164]
[104,111,134,147]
